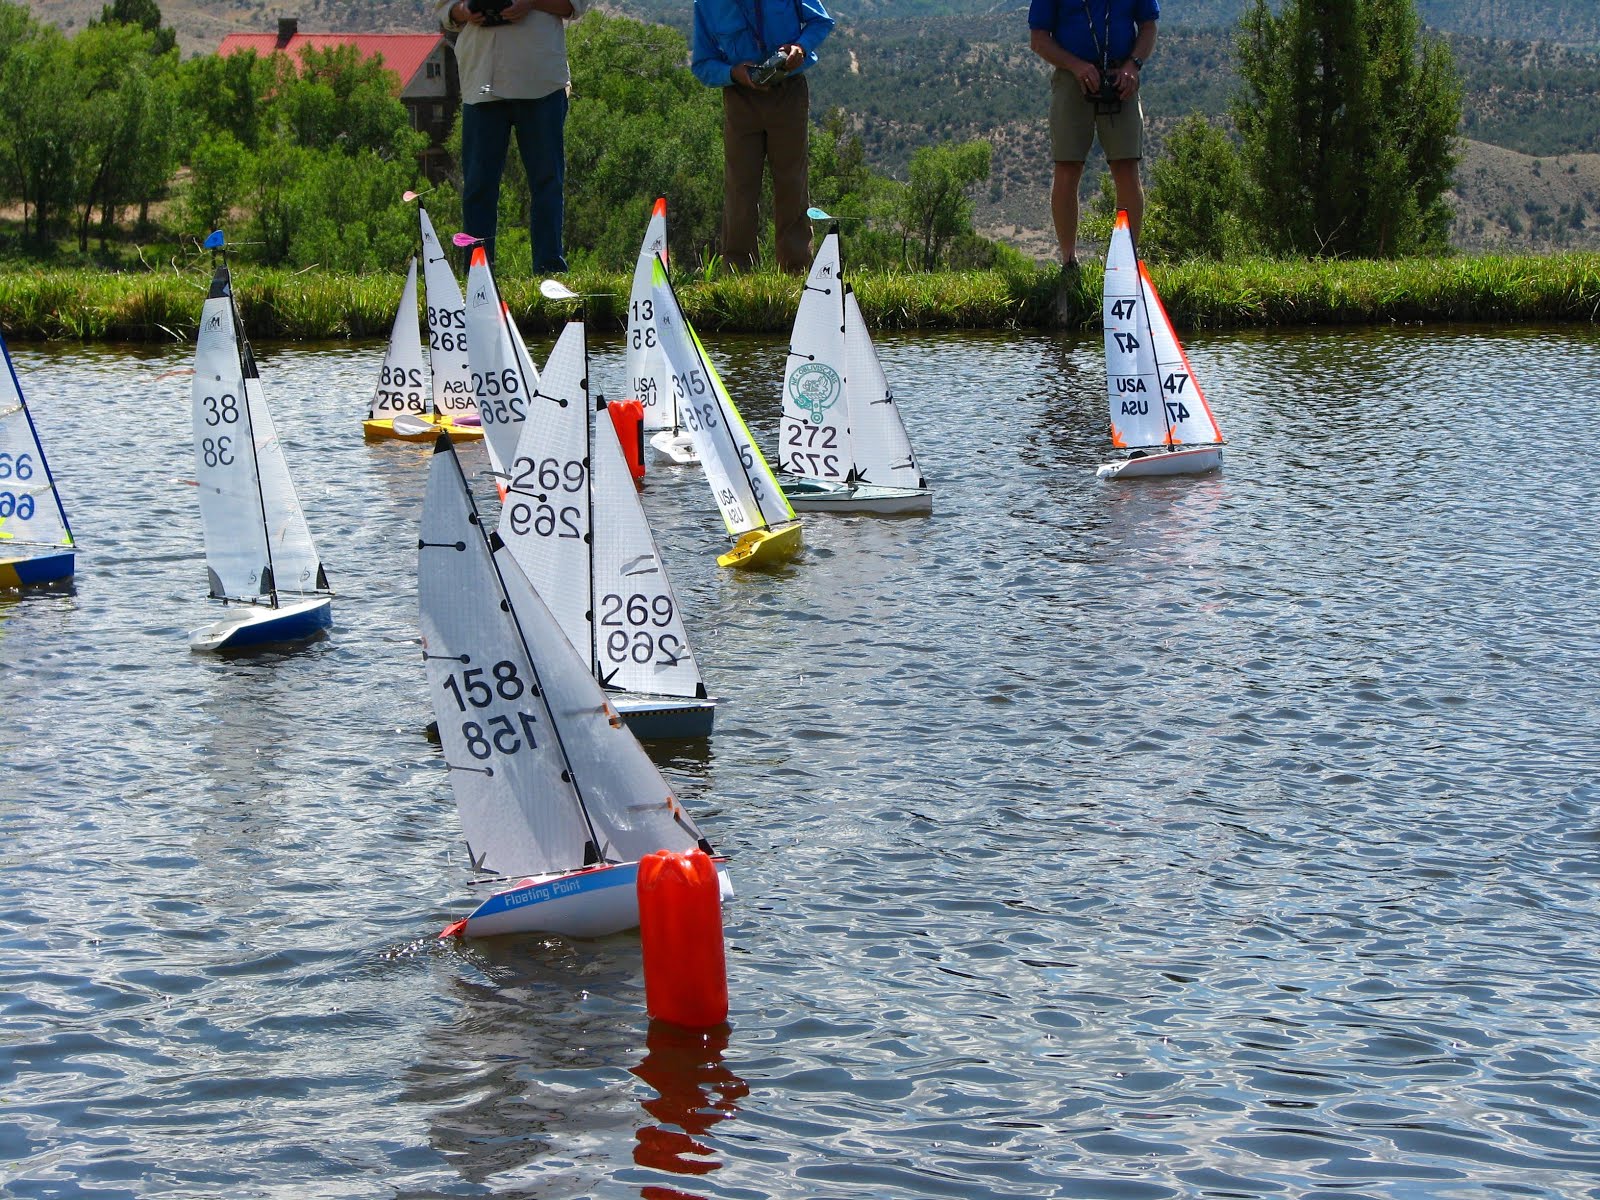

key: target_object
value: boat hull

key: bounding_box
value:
[613,694,717,740]
[648,429,698,465]
[781,477,933,515]
[456,858,733,939]
[717,521,803,569]
[0,549,75,589]
[190,595,333,652]
[1096,445,1223,480]
[364,413,485,443]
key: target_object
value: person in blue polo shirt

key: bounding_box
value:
[693,0,835,273]
[1028,0,1158,269]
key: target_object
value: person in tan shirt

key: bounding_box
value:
[439,0,587,272]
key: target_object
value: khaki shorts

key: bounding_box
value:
[1050,67,1144,162]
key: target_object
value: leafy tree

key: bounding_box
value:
[895,139,991,270]
[1143,114,1250,261]
[176,50,279,153]
[0,24,87,245]
[92,0,176,57]
[183,131,251,232]
[1232,0,1462,257]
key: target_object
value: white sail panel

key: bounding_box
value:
[1140,261,1224,447]
[419,437,598,879]
[627,200,675,434]
[1102,215,1168,450]
[590,401,706,699]
[368,258,428,421]
[498,320,592,665]
[420,208,477,422]
[488,537,706,865]
[463,249,533,480]
[781,231,851,484]
[650,257,794,535]
[0,332,71,550]
[244,368,325,595]
[842,286,924,489]
[191,268,271,601]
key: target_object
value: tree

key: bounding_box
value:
[1232,0,1462,257]
[92,0,176,56]
[1143,114,1250,262]
[0,24,88,245]
[895,139,991,270]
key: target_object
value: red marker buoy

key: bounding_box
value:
[606,398,646,488]
[638,848,727,1027]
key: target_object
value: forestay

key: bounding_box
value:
[843,287,925,489]
[0,331,72,552]
[498,320,592,665]
[419,208,477,424]
[590,397,705,698]
[191,266,272,601]
[780,232,851,484]
[628,199,675,435]
[650,257,794,537]
[1103,214,1222,451]
[419,437,707,878]
[368,258,428,422]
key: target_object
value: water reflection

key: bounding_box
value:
[631,1020,748,1188]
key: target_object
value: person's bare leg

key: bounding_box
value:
[1108,157,1145,243]
[1051,159,1086,266]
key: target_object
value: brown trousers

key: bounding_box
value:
[720,74,813,273]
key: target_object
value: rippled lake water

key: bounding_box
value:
[3,319,1600,1199]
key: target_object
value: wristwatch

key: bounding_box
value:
[1130,56,1143,69]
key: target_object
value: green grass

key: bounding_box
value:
[1,253,1597,342]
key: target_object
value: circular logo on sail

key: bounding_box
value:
[789,363,842,423]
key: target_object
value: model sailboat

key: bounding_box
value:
[1098,210,1224,479]
[628,199,696,466]
[419,434,729,938]
[649,256,802,569]
[0,329,75,589]
[779,224,932,514]
[363,207,484,442]
[190,245,332,652]
[499,296,716,738]
[462,243,541,488]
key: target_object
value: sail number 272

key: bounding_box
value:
[440,660,540,760]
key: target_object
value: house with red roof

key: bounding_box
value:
[218,19,459,180]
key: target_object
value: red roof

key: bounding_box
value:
[217,33,443,90]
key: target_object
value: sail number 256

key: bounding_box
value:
[440,660,540,760]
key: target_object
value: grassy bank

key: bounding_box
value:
[1,253,1598,342]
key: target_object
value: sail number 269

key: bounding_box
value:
[441,660,540,759]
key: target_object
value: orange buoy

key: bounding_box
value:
[607,398,646,487]
[638,848,727,1027]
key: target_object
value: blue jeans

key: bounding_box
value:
[460,91,569,273]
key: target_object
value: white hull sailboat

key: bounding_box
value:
[0,328,75,589]
[364,208,484,443]
[779,225,932,515]
[189,249,332,652]
[627,199,698,467]
[462,243,542,492]
[497,302,717,740]
[1097,210,1224,480]
[419,435,729,939]
[649,256,802,569]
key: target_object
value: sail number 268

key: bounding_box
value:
[441,660,541,759]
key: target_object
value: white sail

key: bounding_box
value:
[1141,259,1224,447]
[368,258,429,421]
[463,246,537,481]
[498,320,592,666]
[780,231,851,484]
[627,199,675,434]
[192,266,272,601]
[419,208,477,424]
[650,256,794,536]
[591,398,706,699]
[244,363,326,596]
[0,330,72,551]
[419,437,707,879]
[842,287,925,489]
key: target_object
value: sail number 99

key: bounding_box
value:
[0,491,36,520]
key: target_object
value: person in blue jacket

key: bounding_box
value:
[1029,0,1158,268]
[693,0,835,273]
